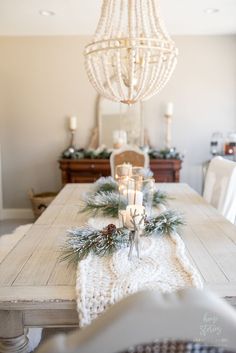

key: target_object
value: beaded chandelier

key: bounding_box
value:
[84,0,178,104]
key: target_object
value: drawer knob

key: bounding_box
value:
[91,164,95,169]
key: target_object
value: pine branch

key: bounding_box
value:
[94,177,118,193]
[144,210,184,236]
[60,224,130,265]
[93,227,130,257]
[60,227,100,265]
[80,191,127,218]
[152,190,169,206]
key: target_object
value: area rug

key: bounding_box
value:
[0,223,42,352]
[76,217,203,328]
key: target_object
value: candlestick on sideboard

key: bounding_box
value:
[69,116,77,150]
[63,116,78,156]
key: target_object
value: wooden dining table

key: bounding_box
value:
[0,183,236,353]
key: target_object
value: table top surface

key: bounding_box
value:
[0,183,236,310]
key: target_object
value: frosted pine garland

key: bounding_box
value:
[81,189,169,218]
[61,224,130,265]
[93,176,118,193]
[152,189,169,207]
[81,191,126,218]
[81,176,170,218]
[61,210,184,265]
[144,210,184,236]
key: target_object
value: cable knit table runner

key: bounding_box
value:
[76,217,203,328]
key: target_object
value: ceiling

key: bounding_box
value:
[0,0,236,36]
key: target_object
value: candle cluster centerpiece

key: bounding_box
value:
[117,168,155,259]
[81,172,169,218]
[66,166,185,264]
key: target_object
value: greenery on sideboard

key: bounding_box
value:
[61,147,183,160]
[148,148,183,160]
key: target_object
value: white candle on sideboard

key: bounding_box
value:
[125,205,145,229]
[166,102,174,116]
[69,116,77,130]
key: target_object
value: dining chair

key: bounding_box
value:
[203,156,236,224]
[110,146,149,178]
[36,288,236,353]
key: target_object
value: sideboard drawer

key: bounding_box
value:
[153,171,176,183]
[59,159,182,184]
[70,175,100,183]
[75,163,104,172]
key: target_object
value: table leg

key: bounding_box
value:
[0,311,28,353]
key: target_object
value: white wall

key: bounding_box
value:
[0,35,236,209]
[0,145,3,219]
[143,36,236,193]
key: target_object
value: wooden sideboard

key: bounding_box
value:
[59,159,182,184]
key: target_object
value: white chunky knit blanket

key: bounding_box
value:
[76,217,203,328]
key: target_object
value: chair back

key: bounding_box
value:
[36,289,236,353]
[110,146,149,178]
[203,156,236,223]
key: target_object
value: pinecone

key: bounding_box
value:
[102,224,117,236]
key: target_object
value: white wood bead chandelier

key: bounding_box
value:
[84,0,178,104]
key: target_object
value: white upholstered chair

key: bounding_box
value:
[36,289,236,353]
[203,156,236,224]
[110,146,149,178]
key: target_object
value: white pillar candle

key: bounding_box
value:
[69,116,77,130]
[127,190,143,206]
[166,102,173,116]
[125,205,145,229]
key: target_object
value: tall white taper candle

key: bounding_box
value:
[69,116,77,131]
[166,102,173,116]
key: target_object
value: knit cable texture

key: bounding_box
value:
[76,217,203,328]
